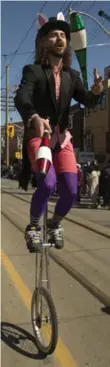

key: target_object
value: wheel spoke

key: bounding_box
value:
[31,287,58,354]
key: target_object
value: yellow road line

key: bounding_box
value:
[1,249,77,367]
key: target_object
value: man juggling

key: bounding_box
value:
[15,11,104,252]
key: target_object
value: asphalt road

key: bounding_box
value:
[1,179,110,367]
[2,178,110,228]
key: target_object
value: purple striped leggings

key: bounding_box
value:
[27,138,78,219]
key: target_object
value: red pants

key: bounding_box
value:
[27,137,77,174]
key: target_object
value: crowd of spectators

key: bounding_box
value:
[77,159,110,209]
[1,157,110,209]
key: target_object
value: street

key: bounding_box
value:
[1,179,110,367]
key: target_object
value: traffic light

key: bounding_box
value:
[7,124,14,138]
[14,152,22,159]
[15,152,20,159]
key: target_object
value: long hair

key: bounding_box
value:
[34,35,72,68]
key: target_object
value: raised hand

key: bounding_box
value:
[91,68,104,95]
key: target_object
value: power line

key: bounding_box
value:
[1,1,47,81]
[1,51,34,57]
[86,2,110,43]
[1,2,69,59]
[6,1,109,96]
[3,2,107,59]
[10,52,34,89]
[88,17,106,43]
[88,18,108,44]
[9,1,72,89]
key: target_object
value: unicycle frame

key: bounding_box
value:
[31,202,58,355]
[35,204,54,301]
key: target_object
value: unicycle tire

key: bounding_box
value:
[31,286,58,355]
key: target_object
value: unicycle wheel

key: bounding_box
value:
[31,286,58,355]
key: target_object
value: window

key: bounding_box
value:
[85,132,94,151]
[68,115,73,129]
[106,131,110,153]
[93,103,100,112]
[86,134,91,147]
[88,108,93,115]
[101,92,106,109]
[85,107,88,116]
[93,105,97,112]
[93,92,106,112]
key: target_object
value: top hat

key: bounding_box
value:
[36,14,70,42]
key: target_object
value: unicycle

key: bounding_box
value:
[31,204,58,355]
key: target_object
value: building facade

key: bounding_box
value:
[69,103,84,154]
[84,72,110,164]
[104,65,110,80]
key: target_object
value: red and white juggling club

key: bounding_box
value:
[36,130,52,175]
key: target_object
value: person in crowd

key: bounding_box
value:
[83,161,92,195]
[77,163,83,204]
[101,159,110,209]
[89,161,100,208]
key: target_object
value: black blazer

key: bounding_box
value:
[14,63,102,190]
[14,63,101,139]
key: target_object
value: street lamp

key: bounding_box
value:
[69,9,110,36]
[69,8,110,89]
[98,10,110,22]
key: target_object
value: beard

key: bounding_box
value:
[50,48,65,57]
[47,42,67,58]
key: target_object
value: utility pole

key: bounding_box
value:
[5,64,9,166]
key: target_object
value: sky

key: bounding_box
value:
[1,0,110,125]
